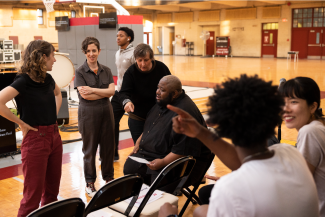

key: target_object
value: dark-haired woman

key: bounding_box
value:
[74,37,115,197]
[112,27,135,161]
[280,77,325,215]
[0,40,62,217]
[160,75,319,217]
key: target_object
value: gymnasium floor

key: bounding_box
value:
[0,56,324,216]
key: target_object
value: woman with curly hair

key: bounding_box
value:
[0,40,62,217]
[280,77,325,215]
[159,75,319,217]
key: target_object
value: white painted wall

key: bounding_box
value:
[162,26,174,54]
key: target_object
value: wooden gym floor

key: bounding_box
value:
[0,56,324,217]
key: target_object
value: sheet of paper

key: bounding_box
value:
[129,156,150,164]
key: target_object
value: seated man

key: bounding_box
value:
[124,75,211,190]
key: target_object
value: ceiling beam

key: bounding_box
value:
[179,2,212,10]
[141,5,180,12]
[255,0,286,4]
[210,0,248,8]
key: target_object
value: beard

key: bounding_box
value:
[156,93,173,108]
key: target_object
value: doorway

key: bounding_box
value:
[307,29,324,59]
[261,23,278,58]
[143,32,153,48]
[206,31,215,56]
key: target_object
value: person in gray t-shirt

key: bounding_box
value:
[281,77,325,216]
[111,27,135,161]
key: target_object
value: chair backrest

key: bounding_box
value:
[27,198,85,217]
[133,156,196,217]
[84,174,143,217]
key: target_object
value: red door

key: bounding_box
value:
[262,30,278,57]
[206,31,215,56]
[322,29,325,59]
[307,29,323,59]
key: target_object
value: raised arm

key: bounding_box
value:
[167,105,241,171]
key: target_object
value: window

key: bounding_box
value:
[71,10,76,18]
[263,23,278,30]
[293,7,325,28]
[37,9,43,25]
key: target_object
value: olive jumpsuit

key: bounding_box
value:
[74,60,115,183]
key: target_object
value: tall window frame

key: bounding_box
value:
[37,9,44,25]
[293,7,325,28]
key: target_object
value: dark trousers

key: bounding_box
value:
[128,118,145,144]
[79,102,115,183]
[111,92,125,156]
[123,153,157,185]
[198,184,214,205]
[18,124,62,217]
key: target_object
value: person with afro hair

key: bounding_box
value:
[159,74,319,217]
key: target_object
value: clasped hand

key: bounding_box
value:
[79,86,93,95]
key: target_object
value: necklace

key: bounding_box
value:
[242,149,272,163]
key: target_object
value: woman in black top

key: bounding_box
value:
[0,40,62,217]
[119,43,171,144]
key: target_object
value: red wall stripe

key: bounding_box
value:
[117,15,143,24]
[70,17,99,26]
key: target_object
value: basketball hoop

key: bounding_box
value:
[43,0,56,13]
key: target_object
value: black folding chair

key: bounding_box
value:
[132,156,196,217]
[178,152,215,217]
[84,174,143,217]
[27,198,85,217]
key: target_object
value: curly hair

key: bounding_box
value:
[207,74,284,148]
[279,77,324,119]
[118,27,134,43]
[81,37,100,54]
[19,40,54,83]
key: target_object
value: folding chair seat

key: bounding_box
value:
[84,174,143,217]
[108,156,196,217]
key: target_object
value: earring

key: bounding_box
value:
[128,39,129,41]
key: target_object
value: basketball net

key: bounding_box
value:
[43,0,56,13]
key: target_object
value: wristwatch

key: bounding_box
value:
[167,215,178,217]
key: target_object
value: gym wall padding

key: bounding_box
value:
[58,15,143,76]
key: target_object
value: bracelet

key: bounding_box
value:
[167,215,178,217]
[122,99,132,107]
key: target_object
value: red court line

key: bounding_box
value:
[0,139,134,181]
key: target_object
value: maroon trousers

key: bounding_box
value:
[18,124,62,217]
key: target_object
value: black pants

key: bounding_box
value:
[111,92,125,156]
[78,102,115,183]
[198,184,214,205]
[128,117,145,144]
[123,153,158,185]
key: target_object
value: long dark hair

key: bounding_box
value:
[19,40,54,83]
[279,77,324,119]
